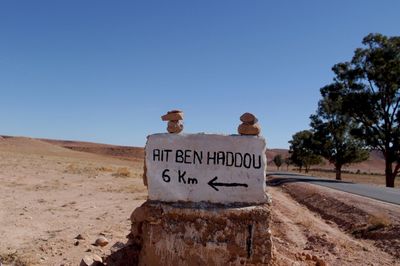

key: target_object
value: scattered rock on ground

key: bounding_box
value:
[80,255,92,266]
[75,234,87,240]
[110,241,126,253]
[80,254,103,266]
[94,237,109,247]
[92,254,103,263]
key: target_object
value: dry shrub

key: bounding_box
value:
[0,252,34,266]
[96,166,113,172]
[125,184,147,193]
[113,167,131,177]
[64,163,81,174]
[100,184,146,193]
[367,214,391,230]
[352,213,392,236]
[296,219,313,228]
[64,163,97,178]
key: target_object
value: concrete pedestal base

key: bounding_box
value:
[129,201,272,266]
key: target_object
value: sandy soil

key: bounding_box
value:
[1,136,399,265]
[0,137,146,265]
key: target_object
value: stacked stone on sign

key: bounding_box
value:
[238,112,261,136]
[161,110,184,134]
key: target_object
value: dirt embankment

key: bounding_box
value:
[276,182,400,260]
[269,186,399,265]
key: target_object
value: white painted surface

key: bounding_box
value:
[145,133,267,204]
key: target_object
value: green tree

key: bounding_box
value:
[273,154,283,171]
[310,84,369,180]
[284,157,291,171]
[289,130,322,173]
[323,33,400,187]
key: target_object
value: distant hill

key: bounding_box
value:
[1,135,386,174]
[0,135,131,164]
[266,149,289,161]
[342,150,385,174]
[0,135,84,156]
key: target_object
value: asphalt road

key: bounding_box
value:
[267,172,400,206]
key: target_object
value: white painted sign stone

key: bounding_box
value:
[145,133,267,204]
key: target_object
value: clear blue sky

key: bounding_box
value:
[1,1,399,148]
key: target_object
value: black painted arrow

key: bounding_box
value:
[207,176,249,191]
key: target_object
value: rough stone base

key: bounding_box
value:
[129,201,272,266]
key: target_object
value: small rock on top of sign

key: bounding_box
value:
[168,109,182,113]
[240,112,258,124]
[238,112,261,136]
[238,123,261,136]
[161,110,184,121]
[167,121,183,134]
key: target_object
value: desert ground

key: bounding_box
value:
[0,136,399,265]
[0,137,146,265]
